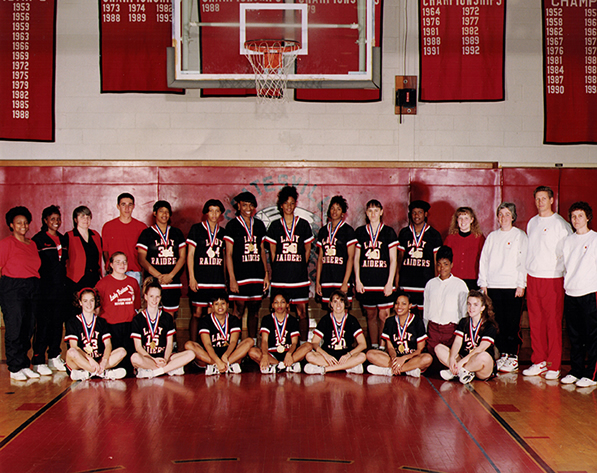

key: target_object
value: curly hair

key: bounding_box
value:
[568,201,593,225]
[448,207,483,237]
[467,290,498,333]
[5,206,32,230]
[327,195,348,220]
[276,186,299,216]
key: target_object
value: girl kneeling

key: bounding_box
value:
[65,288,127,381]
[305,290,367,374]
[131,278,195,379]
[366,291,432,377]
[436,290,497,384]
[249,293,312,374]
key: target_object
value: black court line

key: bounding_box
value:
[288,458,354,464]
[399,467,445,473]
[172,458,239,464]
[0,383,74,450]
[75,467,125,473]
[466,385,556,473]
[425,378,501,473]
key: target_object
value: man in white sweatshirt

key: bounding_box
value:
[560,202,597,388]
[523,186,572,380]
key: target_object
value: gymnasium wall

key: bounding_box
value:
[0,0,595,165]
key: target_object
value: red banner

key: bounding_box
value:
[0,0,55,142]
[419,0,505,102]
[99,0,183,93]
[543,2,597,144]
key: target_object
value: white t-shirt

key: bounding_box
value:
[478,226,528,289]
[526,213,572,279]
[563,230,597,297]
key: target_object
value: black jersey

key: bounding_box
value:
[398,224,442,293]
[355,224,398,290]
[313,312,363,352]
[316,221,357,289]
[266,217,314,288]
[32,230,69,296]
[65,314,111,361]
[131,309,176,357]
[381,313,428,354]
[136,225,186,288]
[259,313,300,353]
[199,313,242,349]
[187,222,226,289]
[224,216,267,284]
[454,316,498,359]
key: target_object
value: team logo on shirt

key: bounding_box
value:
[151,238,178,265]
[109,285,136,305]
[142,326,165,355]
[363,241,386,268]
[392,332,414,354]
[242,236,261,262]
[277,235,303,262]
[403,241,431,267]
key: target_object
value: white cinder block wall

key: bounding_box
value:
[1,0,596,165]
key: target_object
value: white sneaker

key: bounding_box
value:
[496,354,508,371]
[70,369,91,381]
[576,377,597,388]
[136,368,155,379]
[167,366,185,376]
[500,356,519,373]
[33,364,53,376]
[522,362,547,377]
[406,368,421,378]
[458,368,475,385]
[440,369,456,381]
[560,374,579,385]
[48,357,67,372]
[287,362,302,373]
[261,364,277,374]
[545,369,560,380]
[304,363,325,375]
[21,368,41,379]
[346,364,364,374]
[227,363,242,374]
[10,369,27,381]
[101,368,127,380]
[367,365,393,377]
[205,364,220,376]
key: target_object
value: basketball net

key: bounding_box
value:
[244,40,300,103]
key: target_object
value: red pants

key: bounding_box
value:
[427,321,457,353]
[526,276,564,370]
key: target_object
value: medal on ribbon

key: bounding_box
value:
[203,221,219,259]
[325,220,344,257]
[211,313,229,347]
[396,313,413,355]
[332,312,348,350]
[273,314,288,352]
[282,216,298,253]
[153,224,171,251]
[78,313,97,357]
[366,223,383,260]
[409,224,428,259]
[237,216,256,253]
[469,318,481,349]
[145,309,160,351]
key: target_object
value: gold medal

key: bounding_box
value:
[276,345,285,353]
[149,341,156,350]
[334,344,343,351]
[248,243,255,253]
[325,246,336,257]
[398,343,405,354]
[84,344,93,355]
[207,246,216,258]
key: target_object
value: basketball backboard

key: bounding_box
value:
[167,0,381,89]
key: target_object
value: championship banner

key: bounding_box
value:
[418,0,505,102]
[99,0,183,93]
[543,1,597,144]
[0,0,56,142]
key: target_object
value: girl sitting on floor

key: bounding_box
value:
[131,278,195,379]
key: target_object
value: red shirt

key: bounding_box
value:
[95,274,140,324]
[101,218,146,272]
[444,233,485,280]
[0,236,40,279]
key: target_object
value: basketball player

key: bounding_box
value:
[187,199,227,343]
[396,200,442,311]
[131,278,195,379]
[184,294,254,375]
[304,290,367,374]
[367,291,432,377]
[266,185,314,341]
[315,195,357,304]
[354,199,398,349]
[225,191,269,340]
[248,293,311,373]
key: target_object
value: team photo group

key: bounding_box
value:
[1,184,595,390]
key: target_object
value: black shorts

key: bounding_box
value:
[320,284,353,304]
[229,282,264,302]
[189,287,228,308]
[357,289,396,309]
[161,288,182,312]
[270,285,309,304]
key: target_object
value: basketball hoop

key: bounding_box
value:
[243,40,300,102]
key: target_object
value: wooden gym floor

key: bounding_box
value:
[1,344,596,472]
